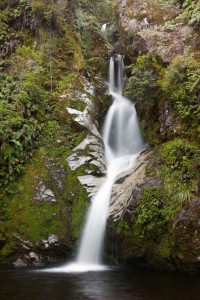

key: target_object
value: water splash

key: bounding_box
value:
[43,55,144,273]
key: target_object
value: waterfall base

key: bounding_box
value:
[41,263,108,273]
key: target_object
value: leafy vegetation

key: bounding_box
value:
[0,0,31,60]
[124,53,162,119]
[158,138,200,204]
[0,45,51,189]
[0,0,84,189]
[134,188,170,238]
[124,53,164,144]
[162,0,200,29]
[160,55,200,141]
[125,52,200,144]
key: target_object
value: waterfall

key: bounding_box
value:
[101,23,107,32]
[45,55,144,273]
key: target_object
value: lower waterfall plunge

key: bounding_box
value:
[45,54,144,272]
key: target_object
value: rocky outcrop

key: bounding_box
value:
[171,198,200,272]
[108,150,151,221]
[12,234,65,267]
[65,79,107,199]
[158,101,180,140]
[34,176,57,203]
[117,0,200,62]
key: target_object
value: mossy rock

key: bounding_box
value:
[86,57,108,77]
[169,198,200,273]
[80,26,109,59]
[0,115,89,263]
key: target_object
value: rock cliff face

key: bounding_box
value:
[108,151,151,221]
[65,80,107,199]
[118,0,200,62]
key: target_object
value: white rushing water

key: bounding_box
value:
[101,23,107,32]
[44,54,144,273]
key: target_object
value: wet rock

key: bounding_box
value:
[67,153,92,171]
[159,101,180,140]
[40,234,59,249]
[14,234,33,250]
[13,258,27,267]
[108,150,152,221]
[12,235,43,266]
[78,175,105,199]
[83,81,95,96]
[66,82,100,137]
[67,106,101,138]
[45,159,67,191]
[13,252,44,267]
[117,0,200,62]
[34,176,57,203]
[67,134,106,175]
[23,252,43,267]
[65,80,107,199]
[170,198,200,272]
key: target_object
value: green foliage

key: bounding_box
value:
[77,0,116,24]
[162,0,200,29]
[125,69,158,105]
[161,0,185,5]
[125,51,199,145]
[0,151,64,246]
[180,0,200,29]
[158,138,200,204]
[160,55,185,93]
[56,72,79,93]
[31,0,66,29]
[75,8,95,30]
[125,54,161,116]
[0,0,31,59]
[116,219,130,234]
[0,44,51,188]
[125,53,163,144]
[161,20,176,31]
[0,0,111,263]
[160,55,200,140]
[0,197,9,222]
[137,138,200,264]
[74,0,115,59]
[116,186,181,262]
[134,188,173,238]
[86,57,107,77]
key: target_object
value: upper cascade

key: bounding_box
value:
[104,54,144,161]
[109,54,125,95]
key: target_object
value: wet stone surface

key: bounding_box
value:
[34,176,57,203]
